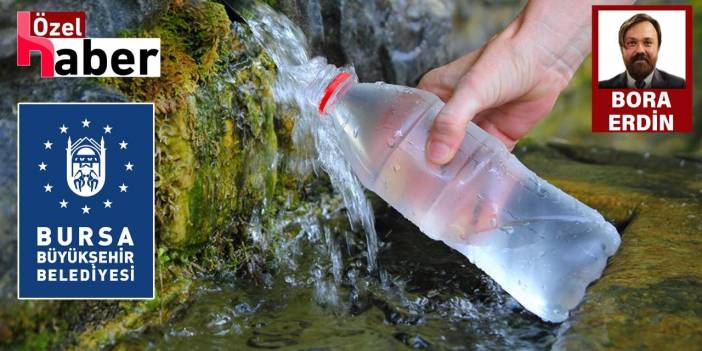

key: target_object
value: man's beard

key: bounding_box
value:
[625,53,656,80]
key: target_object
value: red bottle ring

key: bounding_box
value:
[318,71,351,114]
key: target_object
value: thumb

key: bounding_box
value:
[424,20,530,165]
[425,74,487,165]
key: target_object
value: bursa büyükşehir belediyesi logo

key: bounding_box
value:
[16,11,160,78]
[18,103,155,299]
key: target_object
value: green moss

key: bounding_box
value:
[74,0,306,346]
[0,301,67,350]
[102,0,289,252]
[71,269,192,350]
[3,0,311,349]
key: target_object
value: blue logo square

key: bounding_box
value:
[18,103,154,299]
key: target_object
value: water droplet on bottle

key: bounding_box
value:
[502,226,514,234]
[490,218,497,228]
[353,128,359,138]
[393,130,403,138]
[393,164,400,172]
[387,138,396,147]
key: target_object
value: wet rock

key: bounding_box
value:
[393,332,431,349]
[274,0,522,85]
[0,1,318,349]
[0,120,16,306]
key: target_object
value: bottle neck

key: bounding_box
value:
[318,71,355,114]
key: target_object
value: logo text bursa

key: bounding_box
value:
[17,11,160,78]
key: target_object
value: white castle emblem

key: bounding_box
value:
[66,136,106,197]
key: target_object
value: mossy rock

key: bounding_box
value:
[0,0,318,349]
[102,0,286,251]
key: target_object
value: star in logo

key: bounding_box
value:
[125,162,134,171]
[38,162,47,171]
[43,183,53,192]
[103,125,112,134]
[81,118,91,128]
[44,140,53,149]
[119,183,128,192]
[59,199,68,208]
[103,199,112,208]
[119,140,128,149]
[59,124,68,134]
[81,205,91,214]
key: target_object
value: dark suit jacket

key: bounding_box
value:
[598,69,686,89]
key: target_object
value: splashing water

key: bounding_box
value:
[115,5,569,348]
[245,3,381,273]
[242,1,620,325]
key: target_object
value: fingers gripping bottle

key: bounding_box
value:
[315,68,621,323]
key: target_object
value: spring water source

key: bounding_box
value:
[246,0,619,321]
[117,2,618,349]
[243,4,383,276]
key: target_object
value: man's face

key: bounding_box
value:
[620,21,659,80]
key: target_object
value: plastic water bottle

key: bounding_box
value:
[314,68,621,322]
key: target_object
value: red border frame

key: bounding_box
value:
[591,5,693,133]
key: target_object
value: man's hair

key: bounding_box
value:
[619,13,662,48]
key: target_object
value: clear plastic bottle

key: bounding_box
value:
[315,69,621,323]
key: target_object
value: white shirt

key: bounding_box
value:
[626,70,654,88]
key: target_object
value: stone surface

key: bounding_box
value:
[274,0,523,85]
[0,120,16,304]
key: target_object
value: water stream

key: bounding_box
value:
[122,205,560,349]
[245,3,382,275]
[119,2,563,349]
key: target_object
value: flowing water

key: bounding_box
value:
[118,2,565,349]
[244,3,382,275]
[121,205,561,349]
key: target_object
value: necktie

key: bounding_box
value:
[635,80,646,89]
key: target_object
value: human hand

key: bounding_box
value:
[418,0,625,165]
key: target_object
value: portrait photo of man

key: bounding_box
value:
[598,13,685,89]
